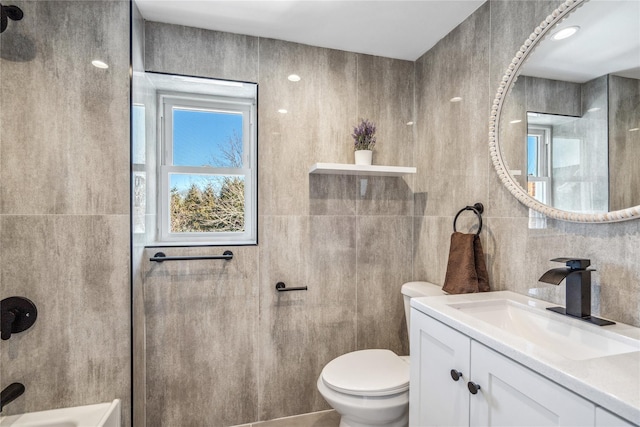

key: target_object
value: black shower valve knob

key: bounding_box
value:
[0,3,24,34]
[0,297,37,340]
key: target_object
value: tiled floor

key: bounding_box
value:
[233,410,340,427]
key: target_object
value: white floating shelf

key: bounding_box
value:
[309,163,416,177]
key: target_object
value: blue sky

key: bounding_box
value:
[171,108,243,191]
[527,135,537,175]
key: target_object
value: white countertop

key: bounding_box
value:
[411,291,640,425]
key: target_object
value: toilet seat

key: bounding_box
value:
[321,349,409,397]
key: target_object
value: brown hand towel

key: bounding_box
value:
[442,232,490,294]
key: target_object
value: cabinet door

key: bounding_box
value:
[469,341,594,427]
[595,407,638,427]
[410,309,471,427]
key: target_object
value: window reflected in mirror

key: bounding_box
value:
[526,111,608,214]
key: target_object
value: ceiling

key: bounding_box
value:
[134,0,486,61]
[135,1,639,80]
[520,0,640,82]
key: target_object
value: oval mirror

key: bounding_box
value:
[490,0,640,223]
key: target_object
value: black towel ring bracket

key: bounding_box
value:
[453,202,484,236]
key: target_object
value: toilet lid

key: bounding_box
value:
[321,349,409,397]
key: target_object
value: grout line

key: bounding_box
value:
[256,34,262,423]
[354,53,359,352]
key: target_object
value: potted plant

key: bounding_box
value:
[352,118,376,165]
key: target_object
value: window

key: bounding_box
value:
[527,126,551,206]
[157,84,257,245]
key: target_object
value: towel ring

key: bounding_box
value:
[453,203,484,236]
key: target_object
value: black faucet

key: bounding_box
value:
[1,382,25,412]
[539,258,614,326]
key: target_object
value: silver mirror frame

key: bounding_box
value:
[489,0,640,223]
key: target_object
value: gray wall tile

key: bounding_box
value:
[0,1,131,425]
[0,1,129,216]
[142,26,417,422]
[414,0,640,329]
[144,21,259,82]
[609,75,640,210]
[0,215,130,416]
[356,55,414,168]
[137,2,640,426]
[144,246,259,426]
[309,174,357,216]
[488,0,640,325]
[525,76,582,116]
[257,38,358,217]
[356,216,413,355]
[414,2,491,219]
[257,215,357,420]
[357,176,413,217]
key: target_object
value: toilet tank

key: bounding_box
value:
[401,281,444,344]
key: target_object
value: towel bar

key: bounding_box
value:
[453,203,483,236]
[150,251,233,262]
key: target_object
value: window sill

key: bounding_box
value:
[145,241,257,248]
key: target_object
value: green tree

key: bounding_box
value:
[170,187,187,232]
[183,184,204,231]
[214,177,245,231]
[170,130,246,233]
[207,130,245,232]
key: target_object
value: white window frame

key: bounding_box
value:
[527,125,552,206]
[157,91,257,245]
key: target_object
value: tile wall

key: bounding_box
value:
[139,21,415,426]
[414,0,639,327]
[137,1,640,425]
[609,75,640,211]
[1,1,629,426]
[500,74,609,211]
[0,0,130,424]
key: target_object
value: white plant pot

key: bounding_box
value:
[354,150,373,165]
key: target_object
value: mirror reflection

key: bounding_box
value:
[500,0,640,215]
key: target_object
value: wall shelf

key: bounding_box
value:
[309,163,416,177]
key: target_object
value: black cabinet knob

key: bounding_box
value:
[467,381,481,394]
[450,369,463,381]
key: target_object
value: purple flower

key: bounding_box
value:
[351,118,377,150]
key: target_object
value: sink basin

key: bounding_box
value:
[0,399,120,427]
[448,299,640,360]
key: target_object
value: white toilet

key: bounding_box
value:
[317,281,444,427]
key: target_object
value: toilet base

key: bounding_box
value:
[317,376,409,427]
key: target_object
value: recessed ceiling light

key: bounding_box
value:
[278,109,288,114]
[287,74,301,82]
[450,97,463,103]
[552,26,580,41]
[587,107,601,113]
[510,119,522,124]
[92,60,108,69]
[629,128,639,132]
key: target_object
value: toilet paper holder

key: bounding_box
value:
[275,282,308,292]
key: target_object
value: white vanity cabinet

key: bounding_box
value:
[410,309,595,426]
[470,341,594,426]
[596,408,637,427]
[410,309,471,426]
